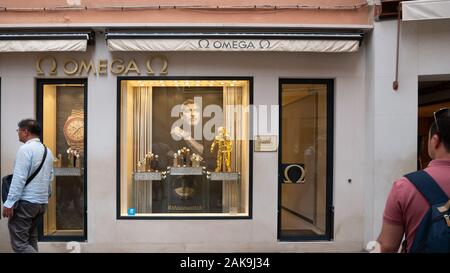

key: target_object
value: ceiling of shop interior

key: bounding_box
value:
[419,81,450,95]
[418,80,450,117]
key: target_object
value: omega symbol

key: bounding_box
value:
[259,40,271,49]
[36,56,57,76]
[198,39,210,49]
[283,164,306,184]
[146,56,168,75]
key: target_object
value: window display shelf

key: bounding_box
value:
[54,167,82,177]
[133,172,162,181]
[169,167,204,176]
[208,172,240,181]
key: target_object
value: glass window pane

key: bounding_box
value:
[280,83,329,238]
[119,79,250,217]
[42,83,86,237]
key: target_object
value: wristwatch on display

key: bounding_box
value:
[63,109,84,152]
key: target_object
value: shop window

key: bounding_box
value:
[118,78,251,218]
[37,79,87,241]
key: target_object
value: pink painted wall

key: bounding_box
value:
[0,0,371,26]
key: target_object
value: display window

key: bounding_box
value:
[118,78,252,218]
[37,79,87,241]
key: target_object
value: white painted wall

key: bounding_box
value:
[365,18,450,246]
[365,19,419,246]
[1,32,367,252]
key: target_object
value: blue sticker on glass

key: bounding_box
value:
[128,208,136,216]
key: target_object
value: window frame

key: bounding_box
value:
[36,78,88,242]
[277,78,334,241]
[116,76,254,220]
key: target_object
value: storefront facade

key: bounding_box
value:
[0,27,373,251]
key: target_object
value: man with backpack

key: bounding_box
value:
[377,108,450,253]
[2,119,53,253]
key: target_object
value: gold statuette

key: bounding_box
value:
[210,126,232,172]
[142,152,160,172]
[190,153,203,168]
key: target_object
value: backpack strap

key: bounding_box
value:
[405,170,449,252]
[404,170,448,205]
[25,144,47,187]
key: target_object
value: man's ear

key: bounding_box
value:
[431,134,441,149]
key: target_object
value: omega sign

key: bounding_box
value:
[197,39,271,50]
[36,55,168,76]
[281,163,306,184]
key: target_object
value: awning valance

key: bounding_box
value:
[0,33,92,52]
[402,0,450,21]
[106,32,363,53]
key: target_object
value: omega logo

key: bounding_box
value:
[36,55,169,76]
[198,39,210,49]
[283,164,306,184]
[146,55,168,75]
[36,56,57,76]
[197,39,272,50]
[259,40,271,49]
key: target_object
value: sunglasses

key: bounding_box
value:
[433,108,449,133]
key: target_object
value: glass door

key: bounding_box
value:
[37,79,87,241]
[278,79,333,241]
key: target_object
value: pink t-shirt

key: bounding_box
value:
[383,159,450,252]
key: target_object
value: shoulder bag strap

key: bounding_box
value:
[25,144,48,187]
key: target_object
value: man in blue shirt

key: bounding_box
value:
[2,119,53,253]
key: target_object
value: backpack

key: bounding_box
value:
[405,170,450,253]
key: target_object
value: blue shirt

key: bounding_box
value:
[4,138,54,208]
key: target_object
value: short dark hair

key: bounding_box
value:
[18,119,41,136]
[182,99,195,107]
[430,109,450,152]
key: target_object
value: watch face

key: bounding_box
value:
[64,117,84,142]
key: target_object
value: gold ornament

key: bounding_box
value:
[190,153,203,168]
[210,127,232,172]
[142,152,159,172]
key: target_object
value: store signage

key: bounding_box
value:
[107,39,359,52]
[36,55,168,76]
[254,135,277,152]
[281,163,306,184]
[197,39,271,50]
